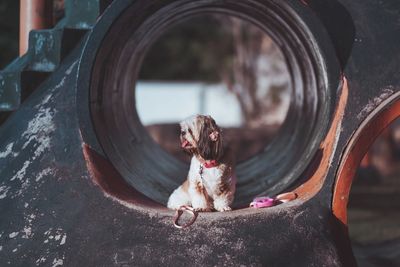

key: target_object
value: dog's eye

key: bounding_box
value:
[181,130,186,136]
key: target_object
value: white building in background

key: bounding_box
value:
[136,82,243,127]
[136,81,290,127]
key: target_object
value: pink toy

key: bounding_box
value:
[249,197,277,208]
[249,192,298,208]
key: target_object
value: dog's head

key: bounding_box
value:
[180,115,223,160]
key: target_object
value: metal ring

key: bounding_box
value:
[173,206,198,229]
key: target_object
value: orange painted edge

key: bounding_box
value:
[360,152,371,168]
[293,77,348,199]
[332,91,400,224]
[80,77,352,211]
[82,143,165,209]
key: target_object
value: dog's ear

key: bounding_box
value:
[198,118,223,160]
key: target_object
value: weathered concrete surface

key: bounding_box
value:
[315,0,400,203]
[0,32,353,267]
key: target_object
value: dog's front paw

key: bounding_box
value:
[193,207,212,212]
[213,198,232,212]
[192,201,212,212]
[191,195,212,212]
[215,206,232,212]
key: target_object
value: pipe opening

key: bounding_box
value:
[79,0,340,208]
[136,14,291,164]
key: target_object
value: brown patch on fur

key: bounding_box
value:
[197,116,223,161]
[216,168,233,196]
[195,181,204,194]
[218,147,236,166]
[195,181,213,204]
[217,181,231,196]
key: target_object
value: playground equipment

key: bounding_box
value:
[1,0,400,265]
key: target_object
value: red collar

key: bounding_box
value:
[204,160,218,168]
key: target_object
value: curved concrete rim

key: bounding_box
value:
[76,0,341,207]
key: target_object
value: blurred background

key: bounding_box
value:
[137,14,290,163]
[0,2,19,70]
[1,1,399,265]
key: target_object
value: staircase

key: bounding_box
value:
[0,0,107,115]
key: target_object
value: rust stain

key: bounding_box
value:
[293,77,349,199]
[82,144,164,209]
[332,93,400,224]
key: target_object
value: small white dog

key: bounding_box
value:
[167,115,236,212]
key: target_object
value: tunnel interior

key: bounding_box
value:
[78,0,340,207]
[136,13,292,165]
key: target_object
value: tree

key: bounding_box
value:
[220,17,290,127]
